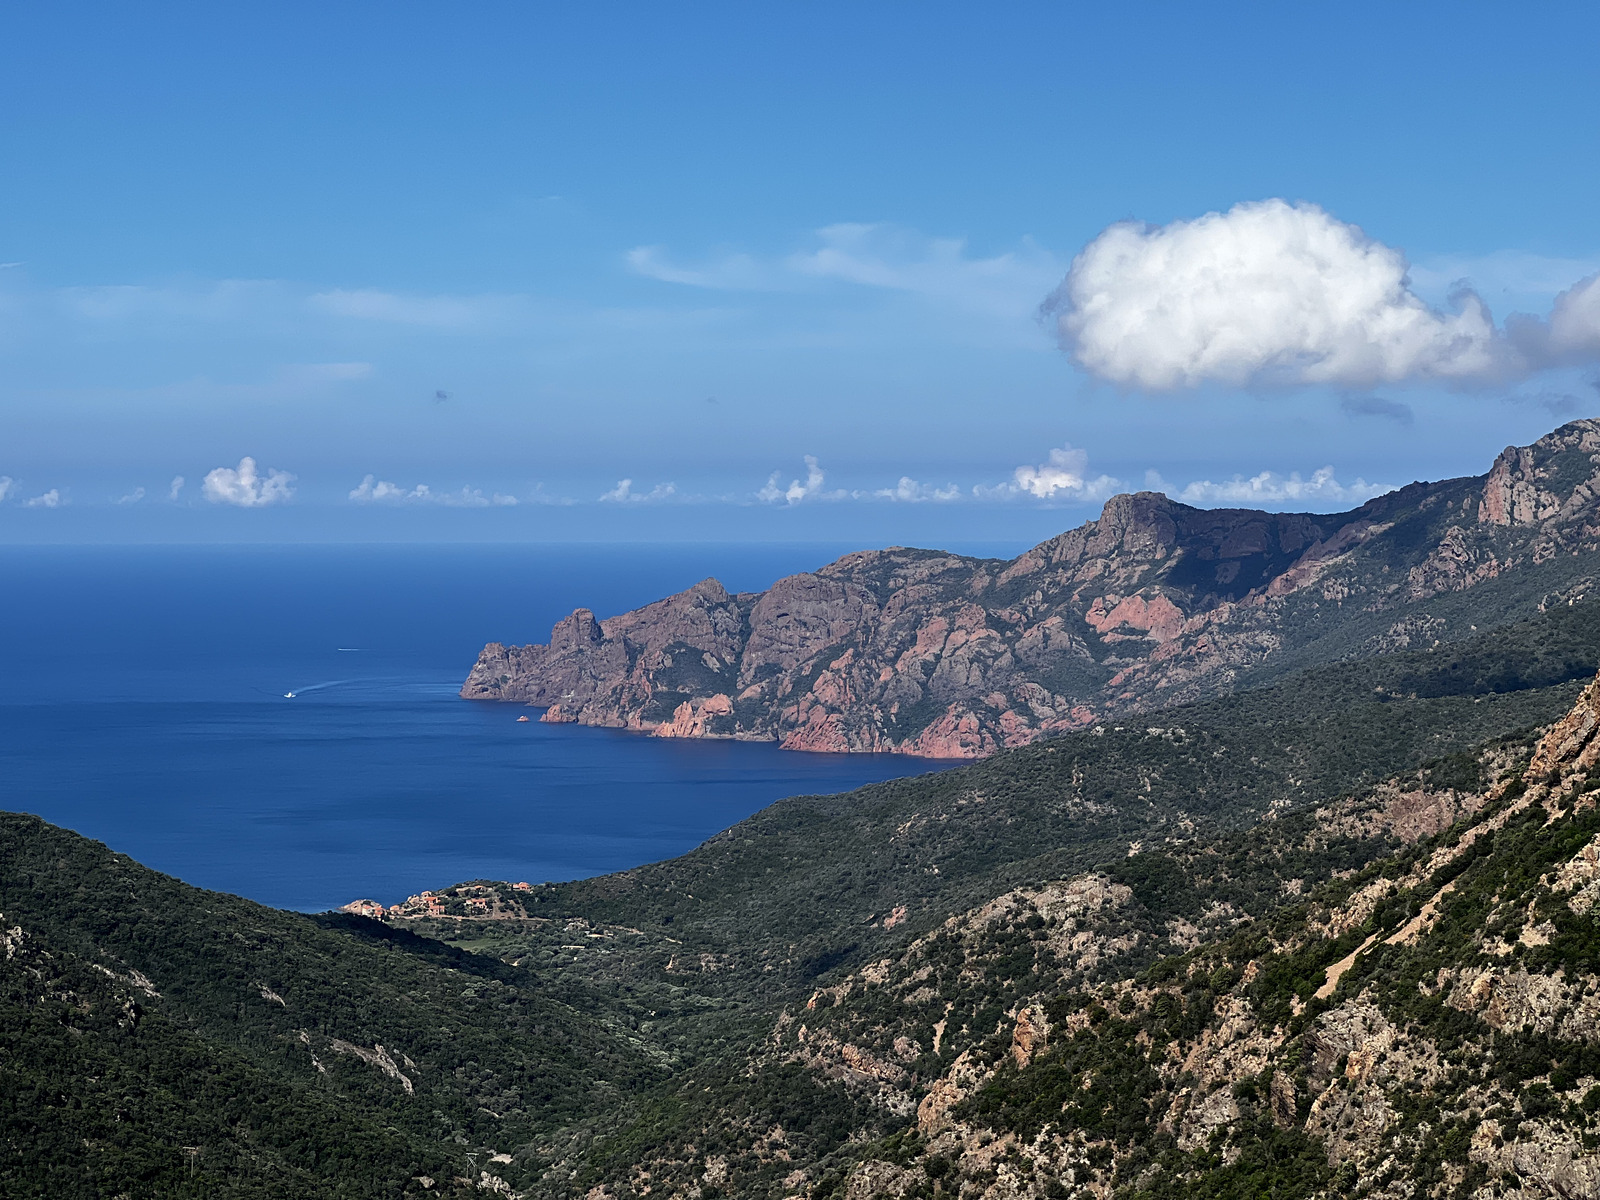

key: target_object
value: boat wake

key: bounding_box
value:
[282,679,357,699]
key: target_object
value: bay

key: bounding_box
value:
[0,544,1000,911]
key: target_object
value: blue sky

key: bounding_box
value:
[2,1,1598,543]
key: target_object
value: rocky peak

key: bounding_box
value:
[1081,491,1183,559]
[1479,417,1600,527]
[1016,490,1182,574]
[1005,491,1347,609]
[682,577,731,603]
[550,608,604,652]
[600,576,745,652]
[463,418,1600,757]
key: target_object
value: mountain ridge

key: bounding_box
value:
[11,585,1600,1195]
[463,420,1600,757]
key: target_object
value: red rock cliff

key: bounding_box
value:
[463,420,1600,758]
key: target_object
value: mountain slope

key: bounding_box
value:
[830,679,1600,1200]
[412,598,1600,1195]
[0,816,661,1197]
[439,596,1600,1016]
[565,673,1600,1200]
[463,420,1600,758]
[13,578,1600,1197]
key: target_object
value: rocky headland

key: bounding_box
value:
[464,419,1600,757]
[13,573,1600,1197]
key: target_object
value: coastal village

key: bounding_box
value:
[341,880,535,922]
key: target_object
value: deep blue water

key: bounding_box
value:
[0,544,977,912]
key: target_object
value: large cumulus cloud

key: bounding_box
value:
[1046,199,1599,390]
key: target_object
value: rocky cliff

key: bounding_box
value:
[464,420,1600,757]
[598,668,1600,1199]
[20,592,1600,1197]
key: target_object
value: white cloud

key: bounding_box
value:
[168,475,185,501]
[599,479,676,503]
[61,279,286,325]
[1544,273,1600,361]
[977,444,1122,503]
[446,487,518,507]
[789,224,1060,316]
[757,455,848,504]
[350,475,430,503]
[47,278,728,348]
[24,489,62,508]
[626,246,773,290]
[0,476,12,503]
[1048,199,1519,389]
[753,448,1119,508]
[1162,466,1390,507]
[874,477,962,502]
[116,487,145,505]
[307,288,520,330]
[350,475,517,506]
[202,457,295,507]
[630,224,1062,325]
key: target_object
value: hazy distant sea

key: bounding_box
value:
[0,544,1005,912]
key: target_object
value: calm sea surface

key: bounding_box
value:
[0,544,982,912]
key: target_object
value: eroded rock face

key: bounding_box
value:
[463,419,1600,757]
[574,677,1600,1200]
[1529,672,1600,778]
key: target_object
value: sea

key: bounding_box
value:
[0,543,1008,912]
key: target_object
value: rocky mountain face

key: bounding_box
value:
[463,420,1600,758]
[583,671,1600,1200]
[14,582,1600,1197]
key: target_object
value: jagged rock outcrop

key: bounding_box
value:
[729,670,1600,1199]
[1528,669,1600,778]
[464,420,1600,755]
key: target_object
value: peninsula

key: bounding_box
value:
[464,420,1600,757]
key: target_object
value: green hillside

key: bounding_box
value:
[6,593,1600,1197]
[0,816,657,1197]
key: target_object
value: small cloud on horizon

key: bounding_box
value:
[975,444,1122,504]
[756,448,1121,507]
[875,477,962,502]
[202,457,295,507]
[599,479,676,503]
[447,487,518,508]
[350,475,431,503]
[116,486,146,505]
[24,488,63,508]
[1149,465,1391,508]
[350,475,518,506]
[757,456,845,505]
